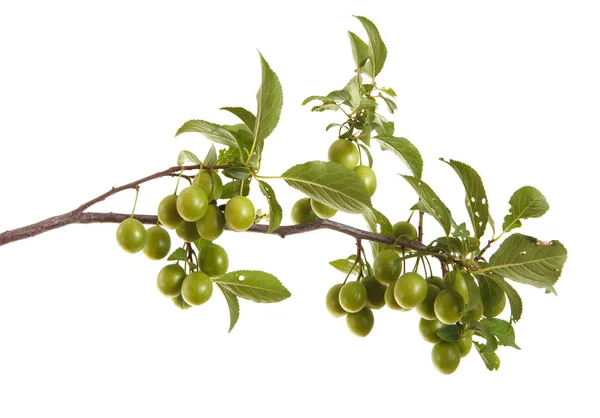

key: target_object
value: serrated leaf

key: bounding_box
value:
[221,107,256,133]
[452,222,471,238]
[258,180,282,233]
[348,31,370,68]
[302,95,336,106]
[381,96,397,114]
[363,208,393,257]
[437,325,460,342]
[484,273,523,323]
[375,136,423,179]
[480,318,520,349]
[463,273,481,312]
[471,321,499,353]
[358,143,373,168]
[217,284,240,333]
[217,147,243,166]
[167,247,188,262]
[311,104,340,112]
[476,233,568,289]
[177,150,201,166]
[221,180,250,199]
[194,238,210,252]
[203,144,218,166]
[175,120,238,148]
[214,270,291,303]
[223,167,252,180]
[254,52,283,144]
[329,259,359,275]
[502,186,549,233]
[327,89,351,102]
[379,87,396,97]
[476,275,505,321]
[326,123,341,131]
[281,161,372,213]
[357,127,371,146]
[344,77,361,109]
[223,124,254,162]
[475,342,501,371]
[441,159,490,239]
[354,16,387,77]
[402,176,453,236]
[428,236,463,255]
[358,98,377,111]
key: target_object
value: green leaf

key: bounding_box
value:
[203,144,218,166]
[380,96,397,114]
[463,273,482,312]
[471,321,499,353]
[363,208,393,257]
[357,127,371,146]
[476,233,568,289]
[177,150,201,166]
[452,222,470,238]
[441,159,489,239]
[223,167,252,180]
[475,342,501,371]
[281,161,372,213]
[175,120,238,148]
[428,236,463,255]
[348,31,370,68]
[437,325,460,342]
[502,186,550,233]
[358,143,373,168]
[327,89,351,102]
[477,275,505,321]
[258,180,282,233]
[217,147,243,166]
[167,247,188,262]
[329,258,359,275]
[326,123,341,132]
[483,273,523,323]
[221,107,256,132]
[221,180,250,199]
[214,270,291,303]
[358,98,377,111]
[216,284,240,333]
[194,238,211,252]
[302,95,336,106]
[375,121,394,136]
[375,136,423,179]
[402,176,453,236]
[379,87,396,97]
[223,124,254,162]
[311,104,340,112]
[254,52,283,144]
[480,318,520,349]
[354,16,387,77]
[343,77,361,109]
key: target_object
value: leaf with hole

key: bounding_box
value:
[281,161,372,213]
[402,176,453,236]
[476,233,568,289]
[502,186,549,233]
[441,159,489,239]
[214,270,291,303]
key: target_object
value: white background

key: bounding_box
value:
[1,1,598,416]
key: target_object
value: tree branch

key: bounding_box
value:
[0,163,460,268]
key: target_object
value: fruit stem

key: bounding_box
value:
[130,186,140,218]
[174,169,185,195]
